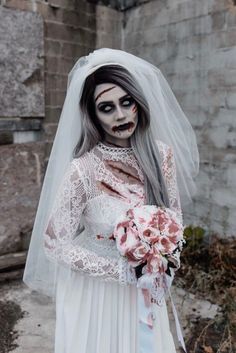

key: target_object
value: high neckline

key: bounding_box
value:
[96,141,134,154]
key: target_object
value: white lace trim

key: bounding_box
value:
[44,140,182,285]
[97,141,134,154]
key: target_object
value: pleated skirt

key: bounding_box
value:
[54,267,177,353]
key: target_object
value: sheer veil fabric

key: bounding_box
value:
[23,48,199,299]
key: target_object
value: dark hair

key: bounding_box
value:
[74,64,169,207]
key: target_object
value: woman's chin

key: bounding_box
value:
[112,132,134,142]
[112,129,135,139]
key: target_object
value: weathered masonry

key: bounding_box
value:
[0,0,236,261]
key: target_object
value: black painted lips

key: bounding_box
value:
[113,122,134,131]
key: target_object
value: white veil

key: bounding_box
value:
[23,48,199,298]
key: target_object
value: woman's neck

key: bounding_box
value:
[103,138,131,148]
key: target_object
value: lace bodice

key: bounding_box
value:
[44,140,182,285]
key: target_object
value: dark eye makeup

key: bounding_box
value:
[97,104,114,113]
[121,97,135,107]
[97,96,135,114]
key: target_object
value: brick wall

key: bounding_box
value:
[121,0,236,236]
[0,0,97,255]
[96,5,122,49]
[1,0,96,152]
[1,0,96,146]
[1,0,236,257]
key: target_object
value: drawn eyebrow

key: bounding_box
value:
[97,94,132,107]
[119,94,131,101]
[95,86,116,102]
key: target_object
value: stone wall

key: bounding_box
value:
[1,0,236,258]
[96,5,122,48]
[0,142,45,253]
[0,6,44,145]
[0,0,96,255]
[119,0,236,237]
[1,0,96,146]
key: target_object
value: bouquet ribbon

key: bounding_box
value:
[137,287,154,353]
[137,273,187,353]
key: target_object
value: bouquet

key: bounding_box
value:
[114,205,186,350]
[113,205,185,298]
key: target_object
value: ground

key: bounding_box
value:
[0,279,220,353]
[0,233,235,353]
[0,281,55,353]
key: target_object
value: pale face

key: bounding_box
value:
[94,83,138,147]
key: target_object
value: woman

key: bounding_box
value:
[23,48,199,353]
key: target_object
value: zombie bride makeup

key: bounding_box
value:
[94,83,138,146]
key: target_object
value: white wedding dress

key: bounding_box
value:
[43,141,182,353]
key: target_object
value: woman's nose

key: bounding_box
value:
[116,105,125,120]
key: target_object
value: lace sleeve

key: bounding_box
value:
[158,141,183,222]
[43,159,136,285]
[158,141,183,289]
